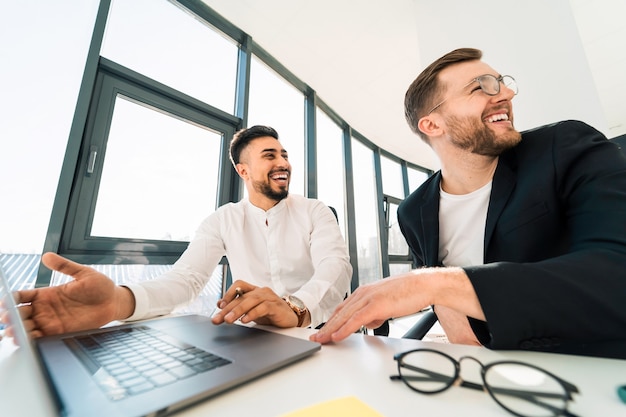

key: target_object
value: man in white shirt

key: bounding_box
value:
[13,125,352,337]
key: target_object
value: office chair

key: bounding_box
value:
[401,309,438,339]
[371,309,437,339]
[327,205,339,222]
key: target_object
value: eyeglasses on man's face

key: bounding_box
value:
[390,349,579,417]
[427,74,518,115]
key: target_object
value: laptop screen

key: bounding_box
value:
[0,267,60,417]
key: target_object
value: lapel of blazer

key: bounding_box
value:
[420,172,442,266]
[484,156,516,256]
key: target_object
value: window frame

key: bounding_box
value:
[384,194,413,264]
[55,58,240,265]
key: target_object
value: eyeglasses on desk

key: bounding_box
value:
[390,348,579,417]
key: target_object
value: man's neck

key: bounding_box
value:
[439,153,498,195]
[248,194,283,211]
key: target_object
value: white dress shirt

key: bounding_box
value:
[125,194,352,327]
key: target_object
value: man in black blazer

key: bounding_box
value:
[312,48,626,358]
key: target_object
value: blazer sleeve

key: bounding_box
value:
[465,120,626,355]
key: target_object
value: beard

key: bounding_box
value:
[252,178,289,202]
[445,115,522,156]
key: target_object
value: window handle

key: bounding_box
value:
[87,146,98,175]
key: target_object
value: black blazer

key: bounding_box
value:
[398,120,626,358]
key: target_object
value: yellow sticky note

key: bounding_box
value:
[280,396,384,417]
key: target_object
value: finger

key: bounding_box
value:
[362,319,386,330]
[222,288,279,324]
[312,298,369,343]
[17,304,33,321]
[236,292,290,325]
[41,252,88,278]
[331,320,364,342]
[234,286,244,297]
[14,289,36,304]
[310,315,344,343]
[6,324,43,340]
[236,302,270,324]
[221,280,254,304]
[212,296,245,324]
[0,310,8,325]
[222,298,257,323]
[20,317,37,333]
[215,288,242,309]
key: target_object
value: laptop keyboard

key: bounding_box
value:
[64,325,231,401]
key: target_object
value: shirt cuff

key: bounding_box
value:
[121,283,150,321]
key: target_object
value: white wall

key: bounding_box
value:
[414,0,608,135]
[0,1,100,252]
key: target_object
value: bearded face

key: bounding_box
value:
[251,168,290,202]
[444,114,522,157]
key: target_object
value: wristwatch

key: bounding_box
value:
[282,295,308,327]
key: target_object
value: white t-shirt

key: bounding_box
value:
[438,181,491,267]
[125,194,352,327]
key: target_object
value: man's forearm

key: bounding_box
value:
[418,267,486,321]
[433,304,481,345]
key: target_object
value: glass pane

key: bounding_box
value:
[387,202,409,256]
[101,0,238,114]
[316,108,346,238]
[247,55,305,197]
[351,138,382,285]
[389,263,412,277]
[407,166,429,193]
[381,155,404,198]
[91,95,221,241]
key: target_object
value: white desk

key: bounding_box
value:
[1,326,625,416]
[170,327,626,416]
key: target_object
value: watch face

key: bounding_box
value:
[288,295,306,310]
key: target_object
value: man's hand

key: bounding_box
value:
[10,252,135,338]
[211,280,310,328]
[309,273,427,344]
[310,267,485,344]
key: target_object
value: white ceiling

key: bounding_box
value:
[202,0,626,170]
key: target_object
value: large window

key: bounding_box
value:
[381,155,404,199]
[351,138,382,285]
[381,155,411,273]
[55,62,238,265]
[247,55,305,197]
[407,165,430,194]
[91,95,221,242]
[384,197,410,256]
[100,0,238,114]
[315,109,347,238]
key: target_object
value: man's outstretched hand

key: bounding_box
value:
[10,252,135,338]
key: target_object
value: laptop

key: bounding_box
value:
[0,267,320,416]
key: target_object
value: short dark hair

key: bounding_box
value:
[229,125,279,167]
[404,48,482,141]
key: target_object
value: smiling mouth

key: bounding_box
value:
[485,113,510,123]
[269,171,289,183]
